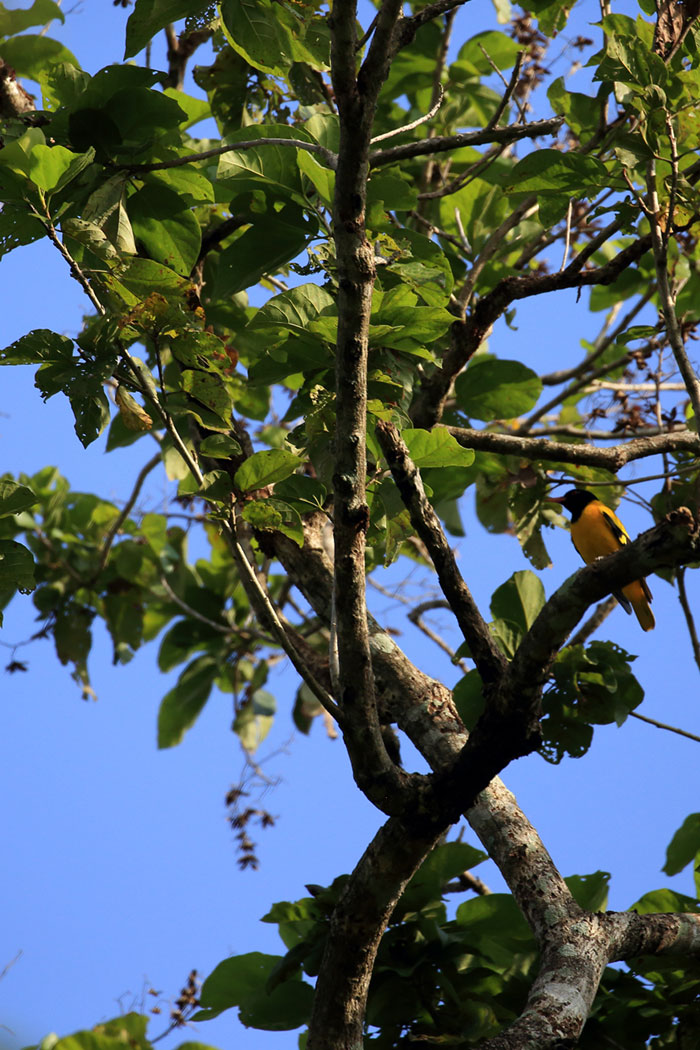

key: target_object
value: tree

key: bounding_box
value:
[3,0,700,1046]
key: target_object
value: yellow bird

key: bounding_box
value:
[547,488,655,632]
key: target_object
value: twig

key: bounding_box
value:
[677,567,700,674]
[33,204,105,316]
[93,452,161,578]
[445,425,700,471]
[408,600,470,673]
[369,116,565,168]
[486,50,526,128]
[443,870,492,894]
[370,85,444,144]
[520,350,634,433]
[127,137,338,174]
[159,574,246,637]
[646,154,700,422]
[567,597,617,647]
[560,198,573,272]
[630,710,700,744]
[376,421,507,685]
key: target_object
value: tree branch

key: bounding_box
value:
[369,116,564,168]
[376,420,507,688]
[445,424,700,470]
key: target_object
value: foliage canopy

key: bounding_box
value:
[4,0,700,1047]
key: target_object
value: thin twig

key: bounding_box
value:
[408,600,470,673]
[34,205,105,316]
[485,49,526,127]
[560,198,573,272]
[567,597,617,647]
[443,870,492,895]
[127,137,338,174]
[370,85,444,144]
[677,567,700,674]
[369,116,565,168]
[630,710,700,744]
[93,453,161,578]
[646,154,700,422]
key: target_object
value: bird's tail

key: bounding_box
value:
[622,579,655,632]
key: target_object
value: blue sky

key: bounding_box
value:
[2,2,700,1049]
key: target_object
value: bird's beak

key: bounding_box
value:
[545,496,565,504]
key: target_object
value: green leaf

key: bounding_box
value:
[199,434,243,459]
[630,889,700,915]
[234,449,300,491]
[0,0,63,35]
[232,688,276,752]
[401,428,475,469]
[663,814,700,876]
[26,144,93,194]
[217,124,313,198]
[399,841,488,914]
[127,184,201,275]
[452,30,520,76]
[181,370,232,421]
[197,952,313,1028]
[70,388,111,448]
[565,871,610,912]
[455,358,542,421]
[490,571,545,637]
[0,34,77,78]
[0,481,38,517]
[219,0,293,76]
[242,498,304,547]
[248,283,335,345]
[213,202,316,298]
[124,0,212,58]
[505,150,612,197]
[452,670,485,730]
[157,656,217,748]
[0,539,35,593]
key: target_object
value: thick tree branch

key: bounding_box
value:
[446,425,700,470]
[509,508,700,697]
[330,0,422,812]
[376,420,507,688]
[410,232,654,428]
[369,116,564,168]
[308,817,444,1050]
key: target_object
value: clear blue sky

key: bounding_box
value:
[2,2,699,1049]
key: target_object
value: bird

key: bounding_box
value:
[547,488,655,632]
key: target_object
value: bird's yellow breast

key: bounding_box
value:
[569,502,628,565]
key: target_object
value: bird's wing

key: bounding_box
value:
[600,506,630,546]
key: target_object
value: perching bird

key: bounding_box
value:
[547,488,655,632]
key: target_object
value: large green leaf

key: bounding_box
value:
[0,480,38,517]
[219,0,293,76]
[401,428,475,469]
[0,34,77,78]
[234,449,300,491]
[0,0,63,35]
[455,358,542,421]
[212,203,316,298]
[663,814,700,876]
[124,0,212,58]
[157,655,218,748]
[127,184,201,275]
[490,571,545,638]
[232,688,276,752]
[197,951,313,1028]
[247,283,335,346]
[217,123,313,198]
[0,539,35,593]
[504,150,612,197]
